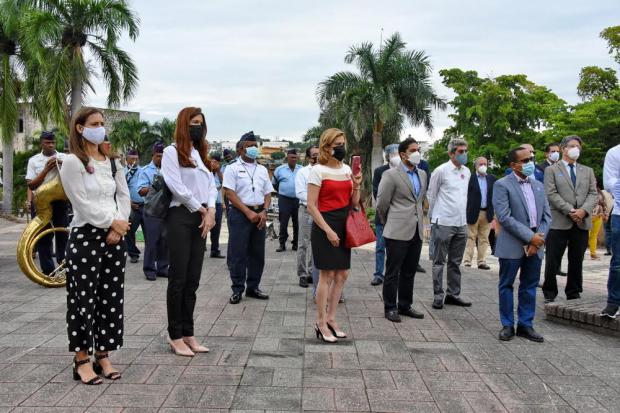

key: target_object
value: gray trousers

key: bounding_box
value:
[432,224,468,300]
[297,205,314,278]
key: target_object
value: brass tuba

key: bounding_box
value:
[17,175,69,287]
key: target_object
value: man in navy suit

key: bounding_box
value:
[493,147,551,343]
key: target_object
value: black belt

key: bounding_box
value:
[243,205,264,212]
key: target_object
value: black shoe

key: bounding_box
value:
[306,275,313,284]
[291,244,297,251]
[566,294,581,300]
[339,296,345,304]
[229,293,242,304]
[516,325,544,343]
[210,252,226,259]
[299,277,308,288]
[398,307,424,319]
[370,276,383,286]
[499,326,515,341]
[246,289,269,300]
[600,304,619,319]
[156,273,168,278]
[478,263,491,270]
[130,256,139,263]
[145,274,156,281]
[385,310,401,323]
[432,298,444,309]
[276,245,286,252]
[73,357,103,385]
[557,270,567,277]
[604,251,612,256]
[92,353,121,380]
[464,263,472,267]
[416,264,426,273]
[544,297,555,304]
[444,295,472,307]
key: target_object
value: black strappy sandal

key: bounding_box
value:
[93,353,122,380]
[73,357,103,385]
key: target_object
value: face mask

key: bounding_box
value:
[455,152,468,165]
[246,146,259,160]
[189,125,203,146]
[521,161,535,177]
[549,151,560,162]
[408,151,421,165]
[81,126,106,145]
[389,156,400,168]
[567,147,580,160]
[332,145,346,161]
[477,165,487,175]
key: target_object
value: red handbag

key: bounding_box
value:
[345,205,376,249]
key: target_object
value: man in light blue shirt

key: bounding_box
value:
[601,144,620,319]
[124,149,143,263]
[272,149,301,252]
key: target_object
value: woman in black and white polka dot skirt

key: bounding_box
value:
[59,107,131,385]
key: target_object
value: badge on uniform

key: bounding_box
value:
[460,174,464,179]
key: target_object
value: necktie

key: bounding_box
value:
[569,164,576,187]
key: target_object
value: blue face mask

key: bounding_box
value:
[455,152,468,165]
[246,146,259,160]
[521,161,535,177]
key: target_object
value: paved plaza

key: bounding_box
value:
[0,217,618,412]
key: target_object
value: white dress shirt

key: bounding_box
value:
[60,154,130,229]
[604,144,620,216]
[562,159,578,180]
[427,160,470,226]
[223,158,274,205]
[26,151,66,189]
[295,164,313,205]
[161,145,218,212]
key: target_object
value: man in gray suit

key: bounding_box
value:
[493,147,552,342]
[542,135,597,302]
[376,138,427,323]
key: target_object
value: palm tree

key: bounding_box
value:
[18,0,140,129]
[108,117,149,156]
[152,118,176,145]
[317,32,447,171]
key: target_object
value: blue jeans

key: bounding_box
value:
[605,211,613,252]
[608,215,620,306]
[498,255,541,328]
[374,222,385,278]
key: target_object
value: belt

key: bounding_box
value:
[243,204,264,212]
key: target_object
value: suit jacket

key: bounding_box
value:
[372,164,390,224]
[466,173,496,224]
[376,163,427,241]
[492,174,552,259]
[544,161,598,230]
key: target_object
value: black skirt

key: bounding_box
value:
[311,206,351,270]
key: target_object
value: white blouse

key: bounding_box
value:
[60,154,131,229]
[161,145,218,212]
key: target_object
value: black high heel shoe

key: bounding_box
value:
[93,353,121,380]
[73,357,103,385]
[326,322,347,338]
[314,323,338,343]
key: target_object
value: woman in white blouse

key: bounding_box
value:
[162,107,217,357]
[60,107,131,385]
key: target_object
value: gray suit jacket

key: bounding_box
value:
[544,161,597,230]
[376,163,427,241]
[492,174,552,259]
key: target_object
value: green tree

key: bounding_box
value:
[152,118,175,145]
[600,25,620,65]
[317,32,446,172]
[270,151,285,160]
[108,117,149,157]
[577,66,618,100]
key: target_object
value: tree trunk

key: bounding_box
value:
[69,61,83,120]
[1,139,13,214]
[370,130,383,174]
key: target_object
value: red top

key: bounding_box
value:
[308,164,352,212]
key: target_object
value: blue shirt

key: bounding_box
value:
[477,173,487,209]
[136,161,160,195]
[125,165,143,203]
[272,163,301,198]
[402,163,421,197]
[214,173,222,204]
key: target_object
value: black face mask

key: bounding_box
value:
[332,145,346,161]
[189,125,203,146]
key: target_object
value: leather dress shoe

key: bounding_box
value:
[210,252,226,259]
[385,310,401,323]
[557,270,567,277]
[370,276,383,286]
[299,277,308,288]
[130,256,139,263]
[478,263,491,270]
[416,264,426,273]
[399,307,424,319]
[156,273,168,278]
[499,326,515,341]
[246,289,269,300]
[432,298,444,309]
[306,275,313,284]
[566,294,581,300]
[229,293,242,304]
[444,295,472,307]
[516,325,544,343]
[276,245,286,252]
[145,274,156,281]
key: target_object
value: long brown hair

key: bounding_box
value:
[69,107,118,170]
[174,107,209,168]
[318,128,346,165]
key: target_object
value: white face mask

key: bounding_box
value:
[408,151,421,165]
[82,126,106,145]
[388,156,400,168]
[549,151,560,162]
[477,165,487,175]
[567,147,580,161]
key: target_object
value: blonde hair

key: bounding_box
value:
[318,128,346,165]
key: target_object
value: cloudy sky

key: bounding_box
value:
[86,0,620,142]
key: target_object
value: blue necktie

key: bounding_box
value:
[569,164,576,187]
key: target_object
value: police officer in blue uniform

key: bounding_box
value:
[137,143,169,281]
[223,131,274,304]
[272,149,302,252]
[124,149,143,263]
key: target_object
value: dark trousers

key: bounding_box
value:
[126,204,144,259]
[143,214,169,277]
[210,203,224,254]
[543,226,589,299]
[278,195,299,247]
[66,224,125,354]
[605,210,613,252]
[166,207,206,339]
[498,255,541,328]
[383,230,423,312]
[228,207,266,294]
[607,215,620,306]
[33,201,69,275]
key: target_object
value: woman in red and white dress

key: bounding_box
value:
[307,128,362,343]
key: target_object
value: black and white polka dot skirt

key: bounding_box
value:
[65,224,126,354]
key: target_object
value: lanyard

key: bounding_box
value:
[240,162,257,192]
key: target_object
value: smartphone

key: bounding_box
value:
[351,155,361,175]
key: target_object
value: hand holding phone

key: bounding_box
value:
[351,155,361,175]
